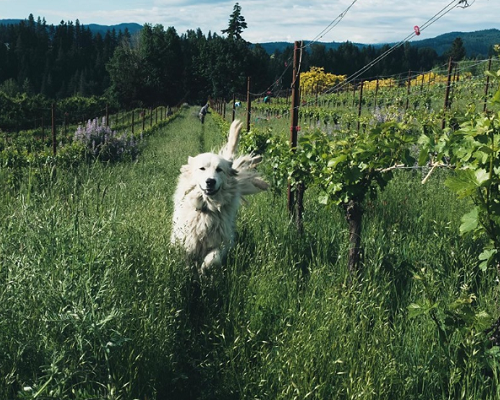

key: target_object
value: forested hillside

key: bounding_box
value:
[0,15,128,99]
[0,12,495,110]
[411,28,500,57]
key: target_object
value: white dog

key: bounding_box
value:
[171,120,268,274]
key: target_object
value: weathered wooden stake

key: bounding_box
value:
[232,93,236,122]
[288,40,303,230]
[484,57,493,113]
[246,77,252,132]
[357,81,364,132]
[51,103,56,156]
[405,70,411,110]
[441,57,453,129]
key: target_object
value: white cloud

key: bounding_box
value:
[2,0,499,44]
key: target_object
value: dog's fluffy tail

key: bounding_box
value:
[219,119,243,160]
[220,119,269,196]
[233,154,269,196]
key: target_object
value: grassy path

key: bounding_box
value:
[0,107,250,399]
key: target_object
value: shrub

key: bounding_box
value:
[74,118,139,162]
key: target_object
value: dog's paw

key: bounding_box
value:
[200,250,222,274]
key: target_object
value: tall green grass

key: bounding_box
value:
[1,107,499,399]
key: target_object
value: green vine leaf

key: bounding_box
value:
[444,169,477,198]
[479,248,498,272]
[459,206,479,235]
[475,168,490,185]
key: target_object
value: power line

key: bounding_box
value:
[304,0,360,49]
[250,0,476,108]
[322,0,474,96]
[249,0,360,98]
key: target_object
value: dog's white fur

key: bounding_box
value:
[171,120,268,273]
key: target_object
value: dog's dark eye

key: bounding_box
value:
[200,167,206,171]
[216,167,222,172]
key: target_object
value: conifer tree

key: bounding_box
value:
[221,3,247,41]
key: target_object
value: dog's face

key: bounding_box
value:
[188,153,236,196]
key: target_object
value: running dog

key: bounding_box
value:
[170,120,268,274]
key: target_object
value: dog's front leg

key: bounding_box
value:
[200,249,222,274]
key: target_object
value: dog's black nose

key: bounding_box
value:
[206,178,216,188]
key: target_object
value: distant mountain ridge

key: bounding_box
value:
[86,23,143,37]
[0,19,143,37]
[259,29,500,58]
[1,18,498,57]
[410,28,499,57]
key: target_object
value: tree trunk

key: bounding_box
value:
[344,199,363,276]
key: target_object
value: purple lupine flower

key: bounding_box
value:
[74,117,139,162]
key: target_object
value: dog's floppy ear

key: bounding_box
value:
[180,156,195,174]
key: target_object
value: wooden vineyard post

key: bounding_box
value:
[51,103,56,156]
[405,70,411,110]
[484,57,493,113]
[357,81,364,132]
[288,40,304,231]
[453,62,460,82]
[344,199,363,276]
[246,77,252,132]
[41,115,45,143]
[232,93,236,122]
[442,57,453,129]
[63,112,68,139]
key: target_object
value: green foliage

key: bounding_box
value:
[420,68,500,272]
[261,121,417,206]
[4,17,495,111]
[444,37,467,61]
[2,107,500,399]
[107,24,185,108]
[409,267,496,397]
[316,122,416,206]
[0,15,124,99]
[0,104,179,192]
[0,92,112,132]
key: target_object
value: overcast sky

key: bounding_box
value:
[0,0,498,44]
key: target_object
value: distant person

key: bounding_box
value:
[199,103,210,124]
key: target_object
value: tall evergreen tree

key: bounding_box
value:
[445,37,467,61]
[221,3,247,41]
